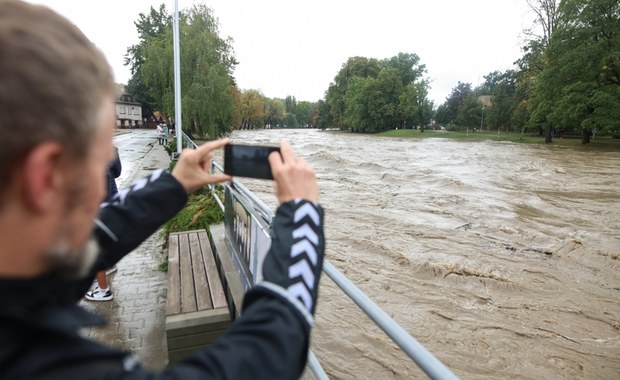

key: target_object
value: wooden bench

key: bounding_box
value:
[165,229,231,364]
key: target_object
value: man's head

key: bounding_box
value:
[0,0,116,276]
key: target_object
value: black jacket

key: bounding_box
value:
[0,170,324,379]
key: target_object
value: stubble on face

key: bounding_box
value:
[45,233,100,277]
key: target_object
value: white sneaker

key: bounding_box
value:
[85,287,113,302]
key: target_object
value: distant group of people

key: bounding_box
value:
[156,123,169,145]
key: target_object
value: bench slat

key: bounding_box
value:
[198,230,228,309]
[166,229,231,364]
[178,233,197,313]
[166,233,181,315]
[189,231,214,311]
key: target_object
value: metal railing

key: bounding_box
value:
[179,132,459,380]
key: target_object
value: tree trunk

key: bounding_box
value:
[545,126,553,144]
[581,128,591,144]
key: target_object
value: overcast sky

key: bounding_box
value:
[28,0,534,105]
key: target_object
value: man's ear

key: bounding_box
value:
[21,142,65,213]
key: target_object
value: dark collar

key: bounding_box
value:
[0,274,106,332]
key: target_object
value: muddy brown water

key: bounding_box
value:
[228,129,620,379]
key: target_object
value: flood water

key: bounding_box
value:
[229,129,620,379]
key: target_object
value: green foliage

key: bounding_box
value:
[316,99,332,129]
[162,187,224,237]
[456,95,483,129]
[284,113,299,128]
[124,4,171,117]
[325,53,429,132]
[127,3,236,138]
[165,138,188,156]
[480,71,518,132]
[295,101,316,127]
[526,0,620,143]
[442,82,472,125]
[239,89,266,128]
[264,98,285,127]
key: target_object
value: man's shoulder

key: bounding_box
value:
[0,319,128,380]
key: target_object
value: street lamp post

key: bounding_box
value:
[480,105,485,132]
[173,0,182,158]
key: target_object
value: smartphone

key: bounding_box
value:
[224,143,280,180]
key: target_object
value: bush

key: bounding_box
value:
[162,188,224,237]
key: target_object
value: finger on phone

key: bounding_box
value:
[268,150,283,173]
[210,173,232,183]
[198,138,230,155]
[279,140,294,163]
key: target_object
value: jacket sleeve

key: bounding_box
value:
[110,149,122,179]
[93,169,188,268]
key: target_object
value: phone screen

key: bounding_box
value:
[224,144,280,180]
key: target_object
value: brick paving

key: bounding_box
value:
[80,141,172,371]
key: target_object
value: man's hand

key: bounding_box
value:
[268,140,318,204]
[171,138,232,193]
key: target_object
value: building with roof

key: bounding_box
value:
[116,90,143,128]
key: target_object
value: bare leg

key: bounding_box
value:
[96,270,108,289]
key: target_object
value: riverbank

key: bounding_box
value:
[376,129,620,149]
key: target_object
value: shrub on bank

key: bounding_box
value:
[162,187,224,237]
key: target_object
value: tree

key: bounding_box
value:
[316,99,332,130]
[443,82,472,127]
[525,0,562,48]
[239,89,265,129]
[480,70,518,132]
[264,98,285,128]
[295,101,313,127]
[284,96,297,114]
[434,103,453,129]
[342,76,371,132]
[382,52,426,87]
[400,81,431,129]
[522,0,563,143]
[325,52,429,132]
[326,56,381,129]
[131,3,237,138]
[456,94,483,129]
[365,68,404,132]
[125,4,172,120]
[529,0,620,143]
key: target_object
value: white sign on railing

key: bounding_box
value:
[223,186,271,287]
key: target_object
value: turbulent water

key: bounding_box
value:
[228,129,620,379]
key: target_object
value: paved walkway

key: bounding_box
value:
[80,141,172,371]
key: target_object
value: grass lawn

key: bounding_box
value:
[377,129,620,150]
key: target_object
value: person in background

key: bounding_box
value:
[85,146,122,301]
[162,124,169,145]
[0,2,325,379]
[156,123,164,145]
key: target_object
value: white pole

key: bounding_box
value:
[173,0,182,156]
